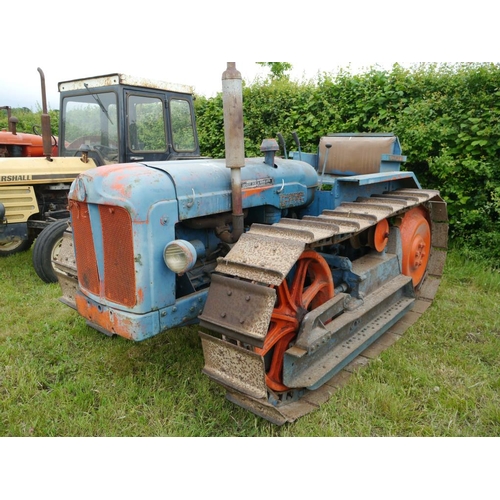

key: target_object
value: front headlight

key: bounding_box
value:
[163,239,204,274]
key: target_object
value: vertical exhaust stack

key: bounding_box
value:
[37,67,53,162]
[222,62,245,243]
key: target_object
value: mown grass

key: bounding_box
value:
[0,248,499,437]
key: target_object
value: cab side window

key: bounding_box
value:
[128,95,166,152]
[170,98,196,152]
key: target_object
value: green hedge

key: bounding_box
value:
[0,107,59,137]
[195,63,500,266]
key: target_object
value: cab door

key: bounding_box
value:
[165,93,200,160]
[125,91,169,163]
[124,91,200,163]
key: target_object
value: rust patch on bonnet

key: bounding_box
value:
[242,186,271,199]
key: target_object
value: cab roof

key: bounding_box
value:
[58,73,194,95]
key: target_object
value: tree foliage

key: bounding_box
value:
[256,62,293,80]
[0,107,59,136]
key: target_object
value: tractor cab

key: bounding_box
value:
[58,73,201,166]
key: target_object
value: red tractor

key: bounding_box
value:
[0,106,58,158]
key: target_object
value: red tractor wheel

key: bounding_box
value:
[400,206,431,287]
[255,250,334,392]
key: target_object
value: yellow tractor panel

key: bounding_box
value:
[0,185,39,222]
[0,156,97,185]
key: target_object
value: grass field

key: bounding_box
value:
[0,247,499,437]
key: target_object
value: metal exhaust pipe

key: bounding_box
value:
[37,67,53,161]
[221,62,245,243]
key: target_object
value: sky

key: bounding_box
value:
[1,1,496,111]
[0,60,390,110]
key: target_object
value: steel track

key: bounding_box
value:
[199,189,449,424]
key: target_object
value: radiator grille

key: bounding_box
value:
[99,205,136,307]
[70,201,99,295]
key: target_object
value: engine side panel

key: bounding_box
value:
[146,157,319,219]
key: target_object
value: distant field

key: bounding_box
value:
[0,248,499,437]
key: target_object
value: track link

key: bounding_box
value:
[199,189,448,424]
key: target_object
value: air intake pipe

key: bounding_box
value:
[221,62,245,243]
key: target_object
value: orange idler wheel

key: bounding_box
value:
[399,206,431,287]
[369,218,390,252]
[255,250,334,392]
